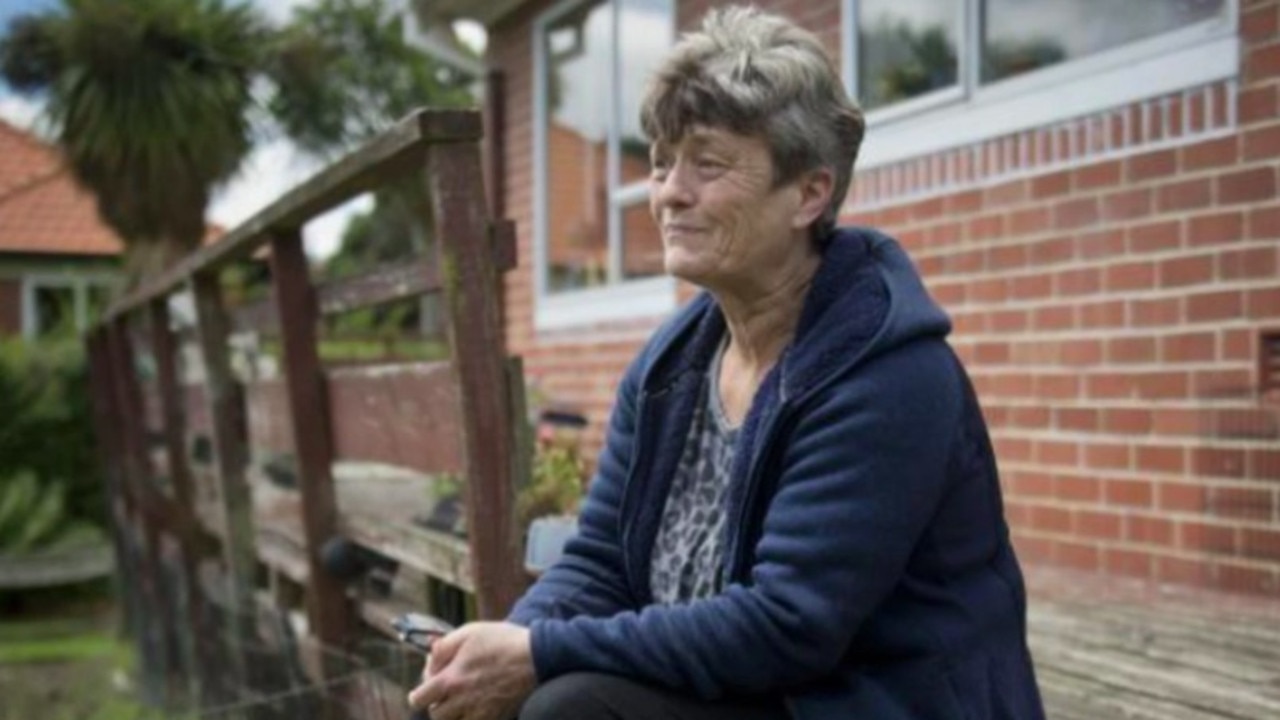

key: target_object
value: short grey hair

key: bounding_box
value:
[639,6,865,241]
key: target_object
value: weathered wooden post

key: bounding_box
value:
[85,330,136,637]
[268,228,356,658]
[147,298,216,706]
[189,271,258,708]
[424,112,527,619]
[104,318,183,706]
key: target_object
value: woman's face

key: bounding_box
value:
[648,127,825,292]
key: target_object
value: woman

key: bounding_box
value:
[409,6,1045,720]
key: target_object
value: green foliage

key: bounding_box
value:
[266,0,473,157]
[517,437,587,528]
[0,619,167,720]
[266,0,475,294]
[864,21,957,107]
[0,471,101,554]
[0,619,117,663]
[0,338,104,532]
[0,0,268,280]
[0,14,64,92]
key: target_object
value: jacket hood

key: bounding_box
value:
[641,226,952,401]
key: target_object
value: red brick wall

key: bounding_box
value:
[850,0,1280,596]
[491,0,1280,595]
[0,278,20,336]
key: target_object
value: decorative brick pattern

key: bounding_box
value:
[852,82,1237,212]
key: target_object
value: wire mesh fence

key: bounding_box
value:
[118,525,423,720]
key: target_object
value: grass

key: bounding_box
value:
[0,612,125,665]
[0,611,170,720]
[0,629,118,663]
[260,336,448,364]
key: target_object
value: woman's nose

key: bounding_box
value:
[652,164,695,209]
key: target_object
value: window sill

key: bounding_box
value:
[858,33,1240,169]
[534,275,676,333]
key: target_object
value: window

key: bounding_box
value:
[845,0,1239,167]
[21,274,118,339]
[33,285,76,337]
[855,0,963,115]
[534,0,675,330]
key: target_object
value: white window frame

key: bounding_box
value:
[21,272,119,339]
[532,0,677,332]
[843,0,1241,169]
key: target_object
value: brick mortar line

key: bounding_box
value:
[993,435,1280,450]
[1018,522,1280,541]
[942,329,1263,341]
[1003,515,1274,538]
[979,397,1273,410]
[937,282,1278,309]
[1004,496,1280,526]
[955,333,1256,348]
[993,428,1278,448]
[1008,531,1280,566]
[1011,526,1280,551]
[911,231,1280,264]
[898,208,1280,259]
[963,360,1259,372]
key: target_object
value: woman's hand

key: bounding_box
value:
[407,621,536,720]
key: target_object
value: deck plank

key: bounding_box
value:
[1028,568,1280,720]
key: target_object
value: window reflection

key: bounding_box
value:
[983,0,1227,84]
[542,0,673,295]
[617,0,674,186]
[857,0,960,110]
[34,285,75,337]
[621,201,665,280]
[545,0,611,293]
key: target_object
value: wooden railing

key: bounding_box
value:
[84,109,529,709]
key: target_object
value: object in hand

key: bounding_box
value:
[392,612,453,654]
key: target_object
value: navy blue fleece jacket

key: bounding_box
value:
[508,228,1045,720]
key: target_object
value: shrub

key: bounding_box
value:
[516,433,587,528]
[0,338,104,530]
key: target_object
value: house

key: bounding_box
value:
[0,120,122,339]
[416,0,1280,597]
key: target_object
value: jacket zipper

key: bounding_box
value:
[725,400,792,582]
[618,389,649,602]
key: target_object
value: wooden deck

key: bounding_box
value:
[1027,567,1280,720]
[211,467,1280,719]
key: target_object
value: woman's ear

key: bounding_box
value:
[791,167,835,230]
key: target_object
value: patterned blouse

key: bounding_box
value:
[649,337,740,604]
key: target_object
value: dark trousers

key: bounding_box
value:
[517,672,790,720]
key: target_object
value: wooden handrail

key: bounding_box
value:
[228,219,514,334]
[86,108,528,707]
[102,109,483,324]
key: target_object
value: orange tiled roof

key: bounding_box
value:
[0,119,124,256]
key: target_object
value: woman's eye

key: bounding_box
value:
[695,157,725,172]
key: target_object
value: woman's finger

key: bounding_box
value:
[427,693,466,720]
[429,628,465,674]
[407,671,449,710]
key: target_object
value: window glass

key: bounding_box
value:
[616,0,673,186]
[857,0,960,110]
[86,284,115,325]
[620,201,664,280]
[34,285,75,337]
[982,0,1227,84]
[544,0,611,293]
